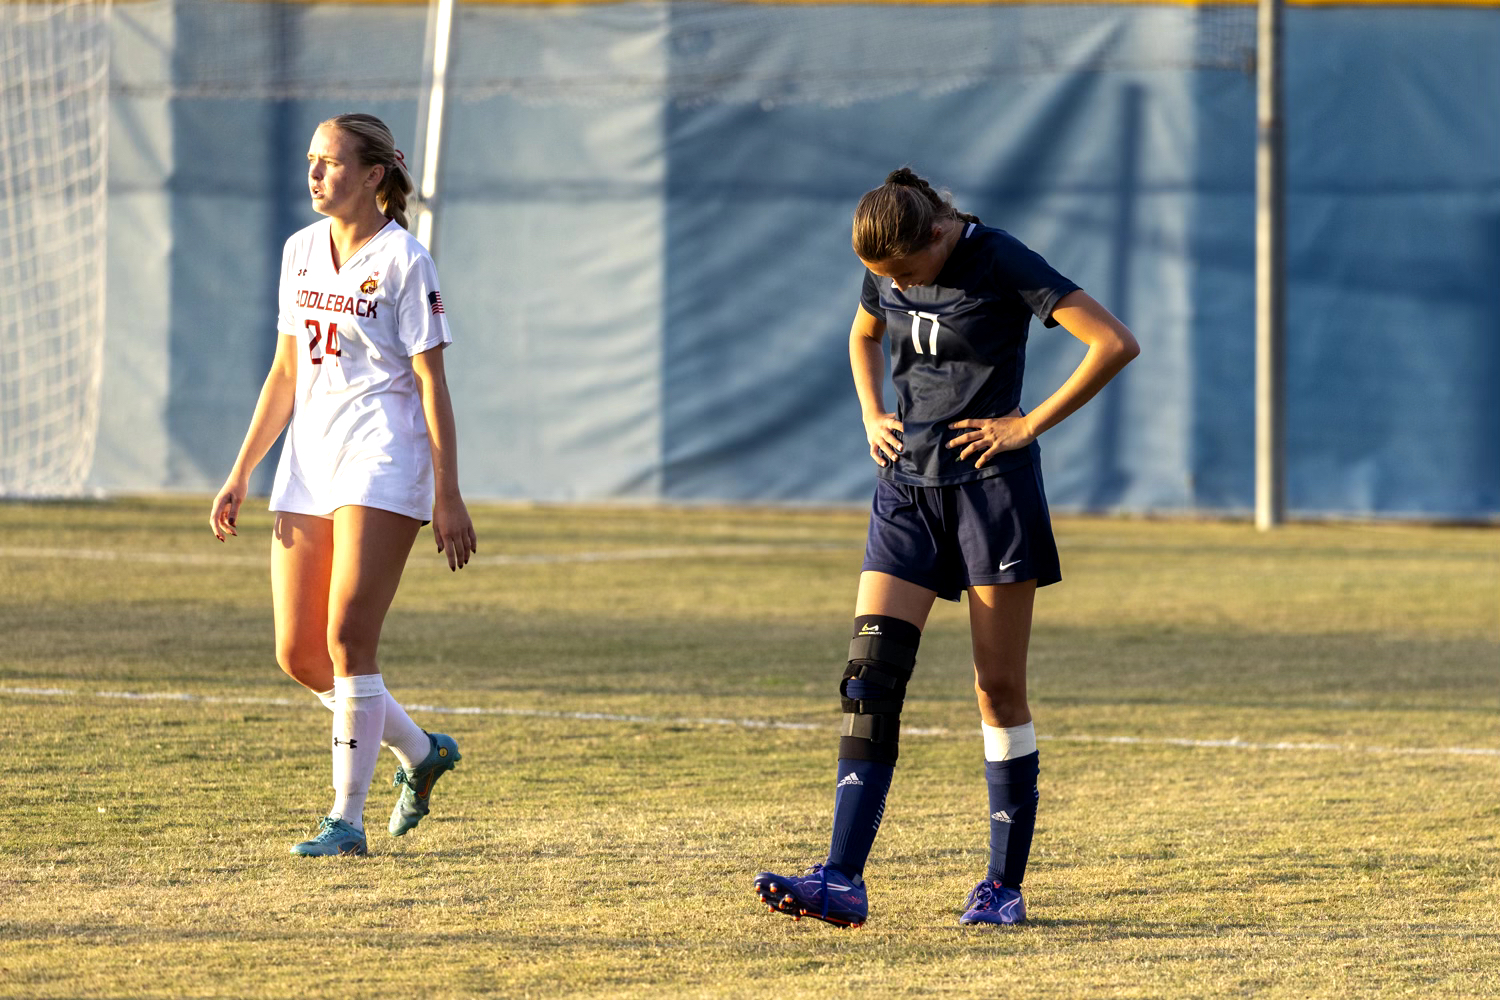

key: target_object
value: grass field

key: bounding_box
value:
[2,496,1497,998]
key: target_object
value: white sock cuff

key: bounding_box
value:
[334,673,387,699]
[315,688,337,711]
[982,721,1037,761]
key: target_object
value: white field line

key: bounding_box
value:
[1041,733,1500,757]
[0,543,852,570]
[5,685,1500,758]
[0,684,918,734]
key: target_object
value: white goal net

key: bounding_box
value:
[0,0,110,496]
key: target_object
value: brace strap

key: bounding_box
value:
[841,713,901,743]
[847,633,917,672]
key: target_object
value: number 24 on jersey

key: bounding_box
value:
[306,319,341,365]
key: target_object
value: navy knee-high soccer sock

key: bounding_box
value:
[825,676,895,880]
[826,614,919,880]
[826,770,893,878]
[983,722,1040,888]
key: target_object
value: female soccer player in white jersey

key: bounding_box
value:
[755,167,1140,925]
[209,113,475,857]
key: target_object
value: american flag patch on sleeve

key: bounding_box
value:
[428,291,444,315]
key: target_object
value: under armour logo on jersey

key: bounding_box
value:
[428,291,444,315]
[992,810,1013,823]
[333,737,358,748]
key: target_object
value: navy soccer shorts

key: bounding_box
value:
[861,461,1061,602]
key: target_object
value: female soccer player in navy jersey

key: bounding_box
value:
[209,113,475,857]
[755,167,1139,926]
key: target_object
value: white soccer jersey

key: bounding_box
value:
[268,217,452,521]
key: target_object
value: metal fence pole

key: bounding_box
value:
[1255,0,1286,529]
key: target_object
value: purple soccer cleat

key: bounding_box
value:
[959,880,1026,925]
[753,864,868,928]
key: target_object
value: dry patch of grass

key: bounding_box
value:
[1,498,1496,998]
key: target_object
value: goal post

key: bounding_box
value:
[412,0,457,255]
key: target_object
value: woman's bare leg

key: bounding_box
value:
[967,581,1040,902]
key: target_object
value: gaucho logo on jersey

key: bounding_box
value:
[359,272,380,294]
[295,288,379,318]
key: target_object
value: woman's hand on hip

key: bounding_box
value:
[946,410,1035,469]
[863,412,904,468]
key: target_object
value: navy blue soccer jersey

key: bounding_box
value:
[859,223,1080,487]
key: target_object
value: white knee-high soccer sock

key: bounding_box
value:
[316,686,431,772]
[381,696,431,772]
[329,673,387,830]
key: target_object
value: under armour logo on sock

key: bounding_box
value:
[333,737,358,748]
[991,810,1013,823]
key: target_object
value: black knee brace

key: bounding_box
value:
[839,614,922,765]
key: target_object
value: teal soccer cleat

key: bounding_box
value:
[289,816,368,857]
[388,732,461,837]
